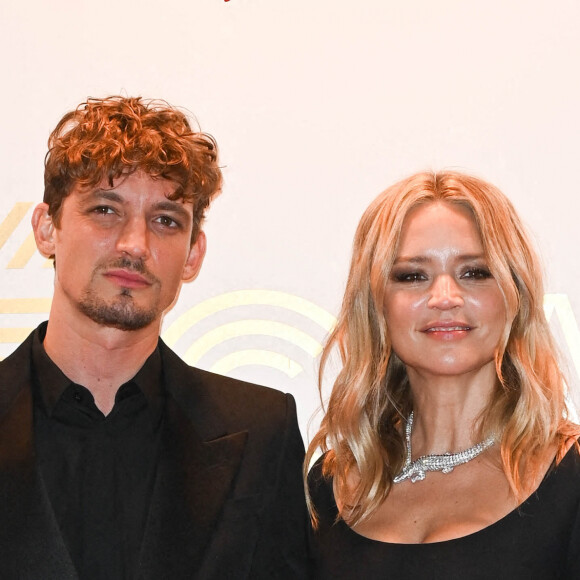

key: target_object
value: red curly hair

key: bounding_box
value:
[44,96,222,241]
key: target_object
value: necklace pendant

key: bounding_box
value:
[393,412,496,484]
[410,471,426,483]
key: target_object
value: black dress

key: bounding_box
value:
[308,445,580,579]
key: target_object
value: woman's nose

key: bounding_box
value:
[427,275,463,310]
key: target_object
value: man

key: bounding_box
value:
[0,97,308,579]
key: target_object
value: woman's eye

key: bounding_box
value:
[462,267,492,280]
[393,271,427,283]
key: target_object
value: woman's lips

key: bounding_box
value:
[426,326,471,331]
[421,322,472,339]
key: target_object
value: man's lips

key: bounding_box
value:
[103,269,152,289]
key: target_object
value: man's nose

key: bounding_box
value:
[116,217,150,259]
[427,274,463,310]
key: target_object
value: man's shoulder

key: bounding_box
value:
[0,331,34,371]
[0,332,34,421]
[0,323,41,379]
[159,340,295,433]
[160,339,287,399]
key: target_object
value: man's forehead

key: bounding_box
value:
[72,173,187,205]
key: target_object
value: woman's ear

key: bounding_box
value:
[31,203,56,258]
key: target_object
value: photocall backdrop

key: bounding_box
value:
[1,0,579,439]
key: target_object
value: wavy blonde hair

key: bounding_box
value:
[305,170,578,526]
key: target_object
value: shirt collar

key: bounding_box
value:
[32,321,164,425]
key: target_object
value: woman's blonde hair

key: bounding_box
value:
[305,170,578,526]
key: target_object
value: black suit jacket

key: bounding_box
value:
[0,329,309,579]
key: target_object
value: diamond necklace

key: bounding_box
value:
[393,412,495,484]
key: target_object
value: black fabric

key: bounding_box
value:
[31,324,164,580]
[309,446,580,579]
[0,325,310,580]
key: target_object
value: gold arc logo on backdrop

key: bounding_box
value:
[162,290,336,377]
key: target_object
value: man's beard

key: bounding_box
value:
[78,289,158,331]
[77,257,160,331]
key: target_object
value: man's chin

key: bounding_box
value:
[78,297,158,331]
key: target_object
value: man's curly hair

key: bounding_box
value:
[44,96,222,241]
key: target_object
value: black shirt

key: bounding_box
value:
[31,324,165,580]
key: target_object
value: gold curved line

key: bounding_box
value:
[163,289,336,347]
[7,232,38,269]
[182,319,322,365]
[0,327,34,343]
[0,298,52,313]
[210,349,303,378]
[545,294,580,379]
[0,203,32,251]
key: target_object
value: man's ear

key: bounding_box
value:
[31,203,56,258]
[182,230,207,282]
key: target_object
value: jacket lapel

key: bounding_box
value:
[138,344,248,579]
[0,336,77,579]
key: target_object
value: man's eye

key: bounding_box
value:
[393,271,427,283]
[92,206,115,215]
[155,215,179,228]
[462,267,492,280]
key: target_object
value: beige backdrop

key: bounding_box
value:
[1,0,579,438]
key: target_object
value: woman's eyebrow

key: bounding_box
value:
[393,253,486,264]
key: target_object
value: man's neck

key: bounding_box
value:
[43,313,160,415]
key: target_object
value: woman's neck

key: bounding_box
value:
[406,361,497,455]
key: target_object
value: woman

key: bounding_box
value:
[306,171,580,579]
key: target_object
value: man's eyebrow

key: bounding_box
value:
[83,190,191,220]
[86,189,123,203]
[393,253,486,264]
[153,200,192,221]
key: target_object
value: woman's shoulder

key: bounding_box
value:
[308,452,332,496]
[308,452,327,479]
[529,439,580,514]
[308,452,339,525]
[553,437,580,479]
